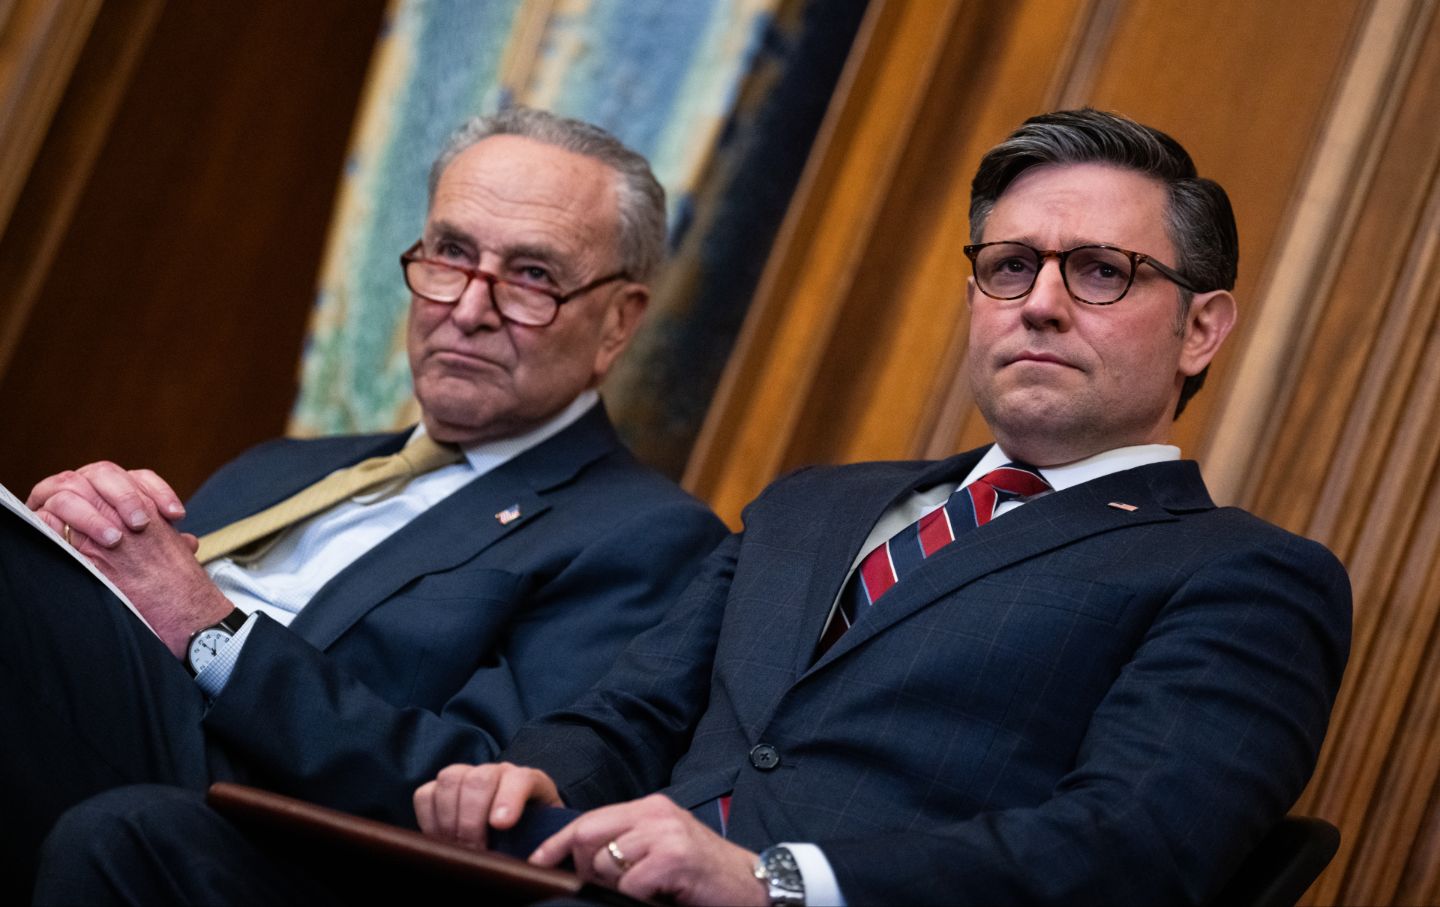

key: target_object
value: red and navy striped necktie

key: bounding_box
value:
[817,462,1052,653]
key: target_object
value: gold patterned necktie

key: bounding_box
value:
[195,432,463,564]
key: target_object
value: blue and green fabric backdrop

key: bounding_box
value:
[291,0,868,477]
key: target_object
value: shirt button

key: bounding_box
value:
[749,743,780,770]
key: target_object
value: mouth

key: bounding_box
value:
[1005,350,1079,370]
[430,349,506,371]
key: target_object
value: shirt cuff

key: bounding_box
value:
[782,842,845,907]
[193,613,258,699]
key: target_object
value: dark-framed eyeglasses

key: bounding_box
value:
[962,241,1201,306]
[400,241,630,328]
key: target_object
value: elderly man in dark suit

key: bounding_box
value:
[4,108,725,901]
[404,109,1351,906]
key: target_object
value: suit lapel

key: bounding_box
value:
[288,404,623,650]
[786,449,988,676]
[290,479,549,649]
[807,458,1214,672]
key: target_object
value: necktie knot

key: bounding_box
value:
[974,461,1050,496]
[396,433,466,477]
[963,461,1051,525]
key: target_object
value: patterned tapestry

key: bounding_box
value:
[290,0,868,476]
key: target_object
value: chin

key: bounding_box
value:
[983,402,1097,456]
[980,385,1070,427]
[417,397,497,442]
[416,420,476,447]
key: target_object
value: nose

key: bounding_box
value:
[449,270,505,334]
[1018,257,1074,331]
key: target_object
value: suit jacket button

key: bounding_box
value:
[749,743,780,770]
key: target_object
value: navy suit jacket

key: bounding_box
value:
[178,404,727,824]
[504,447,1352,905]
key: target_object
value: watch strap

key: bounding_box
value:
[212,606,248,635]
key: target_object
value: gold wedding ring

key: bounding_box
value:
[606,839,631,873]
[62,524,73,546]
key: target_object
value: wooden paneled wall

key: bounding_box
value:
[0,0,387,498]
[686,1,1440,904]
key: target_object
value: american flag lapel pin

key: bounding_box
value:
[1107,502,1139,512]
[495,504,522,525]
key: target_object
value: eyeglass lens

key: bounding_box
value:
[973,243,1135,304]
[404,259,558,326]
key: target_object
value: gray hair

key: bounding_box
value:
[429,107,667,281]
[969,108,1238,417]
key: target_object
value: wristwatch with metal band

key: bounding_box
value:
[754,845,806,907]
[184,607,248,676]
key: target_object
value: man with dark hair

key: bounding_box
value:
[405,108,1349,905]
[966,107,1240,417]
[5,108,726,901]
[39,109,1349,906]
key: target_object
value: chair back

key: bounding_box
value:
[1207,815,1340,907]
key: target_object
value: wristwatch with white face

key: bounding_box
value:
[754,845,806,907]
[184,607,248,676]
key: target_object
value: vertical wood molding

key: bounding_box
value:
[0,0,101,235]
[683,0,964,524]
[1298,150,1440,904]
[0,0,387,496]
[1200,0,1431,505]
[1045,0,1123,111]
[1324,227,1440,903]
[1392,603,1440,904]
[0,0,162,388]
[1338,459,1440,898]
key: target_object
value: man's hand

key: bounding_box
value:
[531,794,766,907]
[30,466,228,657]
[414,762,563,850]
[83,497,232,657]
[28,461,189,549]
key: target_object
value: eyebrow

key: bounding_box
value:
[425,222,574,279]
[991,235,1095,249]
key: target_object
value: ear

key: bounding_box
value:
[591,283,650,381]
[1178,289,1237,377]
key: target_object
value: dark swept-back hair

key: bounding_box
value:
[969,108,1238,417]
[429,107,667,282]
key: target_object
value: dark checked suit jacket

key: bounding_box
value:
[178,403,727,824]
[503,445,1352,905]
